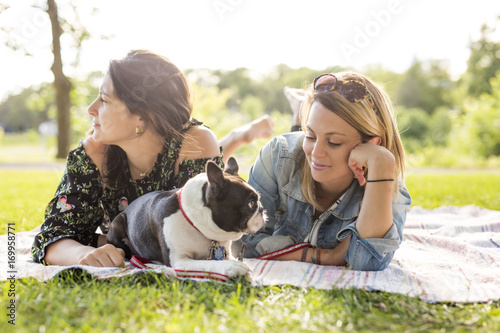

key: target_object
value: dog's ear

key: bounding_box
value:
[206,160,225,190]
[224,157,239,175]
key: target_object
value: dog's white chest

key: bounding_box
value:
[162,210,250,278]
[162,211,230,260]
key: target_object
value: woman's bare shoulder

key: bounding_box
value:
[178,125,220,161]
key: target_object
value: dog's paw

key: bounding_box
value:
[172,259,252,280]
[220,259,252,278]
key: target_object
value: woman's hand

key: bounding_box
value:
[348,141,395,186]
[45,238,126,267]
[78,244,126,267]
[318,237,350,266]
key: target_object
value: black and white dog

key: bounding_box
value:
[107,157,266,278]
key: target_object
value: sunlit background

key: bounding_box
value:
[1,0,499,98]
[1,0,500,169]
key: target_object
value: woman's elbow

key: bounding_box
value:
[348,251,395,271]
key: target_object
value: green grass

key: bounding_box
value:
[0,132,61,164]
[406,171,500,210]
[0,170,62,234]
[3,274,499,332]
[1,170,499,332]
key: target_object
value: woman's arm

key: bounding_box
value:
[44,238,125,267]
[273,236,351,266]
[348,140,396,239]
[31,141,109,265]
[218,115,273,163]
[336,139,411,271]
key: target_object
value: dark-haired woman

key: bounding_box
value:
[31,50,273,267]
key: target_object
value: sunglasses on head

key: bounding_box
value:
[313,73,373,104]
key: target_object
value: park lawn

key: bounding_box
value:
[1,170,499,332]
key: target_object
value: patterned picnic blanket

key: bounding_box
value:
[1,205,499,303]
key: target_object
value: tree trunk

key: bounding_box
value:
[47,0,72,159]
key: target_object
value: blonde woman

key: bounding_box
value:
[242,72,411,271]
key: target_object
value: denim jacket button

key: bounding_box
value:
[325,217,334,225]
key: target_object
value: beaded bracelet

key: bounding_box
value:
[311,247,322,265]
[311,247,317,264]
[310,247,322,265]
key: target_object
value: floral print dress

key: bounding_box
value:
[31,119,223,263]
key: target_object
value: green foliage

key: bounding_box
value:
[397,106,430,140]
[191,83,238,139]
[428,106,453,146]
[396,106,452,154]
[190,83,291,169]
[2,17,500,164]
[240,94,265,119]
[0,73,100,144]
[449,74,500,158]
[460,16,500,97]
[396,59,453,114]
[0,84,52,132]
[212,67,260,109]
[363,64,403,99]
[69,72,101,140]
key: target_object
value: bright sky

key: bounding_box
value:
[1,0,499,101]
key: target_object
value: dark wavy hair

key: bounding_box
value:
[99,50,193,187]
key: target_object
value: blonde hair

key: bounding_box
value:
[299,72,406,210]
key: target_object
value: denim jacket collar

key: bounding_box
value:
[281,168,305,203]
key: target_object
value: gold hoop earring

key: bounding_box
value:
[136,126,144,135]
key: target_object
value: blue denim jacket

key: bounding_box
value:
[242,132,412,271]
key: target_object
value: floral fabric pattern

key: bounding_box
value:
[32,119,223,263]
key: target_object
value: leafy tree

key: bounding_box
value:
[261,65,326,114]
[396,59,453,114]
[47,0,72,158]
[363,64,403,100]
[190,83,235,139]
[0,85,51,132]
[0,73,100,140]
[396,106,430,153]
[449,73,500,157]
[1,0,94,158]
[240,95,265,120]
[459,16,500,97]
[213,67,260,110]
[427,107,452,146]
[69,71,101,140]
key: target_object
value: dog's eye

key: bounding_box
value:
[248,199,256,209]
